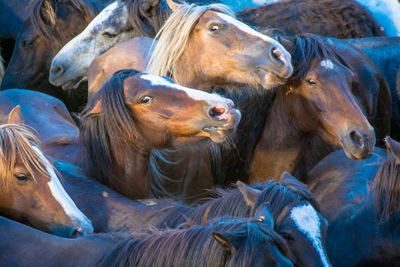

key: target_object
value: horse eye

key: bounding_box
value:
[14,173,30,183]
[102,32,116,38]
[209,24,220,32]
[22,39,34,47]
[279,232,294,241]
[140,96,153,104]
[306,79,317,86]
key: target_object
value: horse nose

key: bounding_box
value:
[50,63,65,79]
[72,228,84,238]
[342,127,375,159]
[269,46,292,78]
[349,129,365,150]
[208,104,229,120]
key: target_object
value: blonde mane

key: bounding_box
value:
[0,124,53,186]
[146,3,234,83]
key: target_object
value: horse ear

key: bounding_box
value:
[140,0,161,16]
[40,0,56,26]
[236,181,261,208]
[385,136,400,163]
[253,203,274,229]
[8,105,24,124]
[87,101,103,116]
[212,231,242,253]
[166,0,181,12]
[280,171,298,184]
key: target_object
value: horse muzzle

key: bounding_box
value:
[341,126,375,160]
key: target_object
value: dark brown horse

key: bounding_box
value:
[57,158,329,266]
[0,119,93,238]
[306,138,400,265]
[80,69,241,199]
[0,0,110,111]
[345,36,400,140]
[0,212,293,266]
[236,0,385,38]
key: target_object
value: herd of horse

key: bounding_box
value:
[0,0,400,266]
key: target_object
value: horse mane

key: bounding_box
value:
[100,216,290,267]
[79,69,145,186]
[280,33,349,83]
[126,0,171,37]
[146,2,234,82]
[28,0,97,40]
[254,179,321,219]
[0,54,4,85]
[372,154,400,220]
[0,124,54,187]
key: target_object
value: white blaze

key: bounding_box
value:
[140,74,229,104]
[290,204,330,267]
[32,146,93,234]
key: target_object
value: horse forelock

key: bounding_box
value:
[126,0,171,37]
[0,124,54,188]
[254,179,320,220]
[372,155,400,220]
[99,217,288,267]
[28,0,97,40]
[146,3,233,81]
[79,69,145,185]
[286,33,349,83]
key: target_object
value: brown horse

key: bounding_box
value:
[0,0,111,111]
[80,69,241,199]
[0,117,93,238]
[0,212,294,266]
[147,7,382,185]
[237,0,385,38]
[0,89,82,165]
[306,138,400,265]
[87,37,155,98]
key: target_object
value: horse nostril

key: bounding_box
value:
[271,47,285,65]
[209,105,227,119]
[72,228,84,238]
[349,130,364,149]
[51,64,64,76]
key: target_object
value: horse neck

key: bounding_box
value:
[249,88,308,183]
[110,143,151,199]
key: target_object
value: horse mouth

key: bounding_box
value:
[202,126,235,143]
[61,76,87,90]
[256,67,287,89]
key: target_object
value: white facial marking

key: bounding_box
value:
[290,204,330,267]
[320,59,335,70]
[137,199,158,206]
[140,74,229,103]
[32,146,94,234]
[216,13,291,62]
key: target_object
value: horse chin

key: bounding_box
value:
[61,76,87,90]
[202,127,233,143]
[257,69,287,90]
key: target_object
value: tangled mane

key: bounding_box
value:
[146,2,233,82]
[372,153,400,220]
[28,0,97,40]
[280,33,350,83]
[253,178,321,220]
[100,216,290,267]
[0,124,53,187]
[80,69,145,186]
[126,0,171,37]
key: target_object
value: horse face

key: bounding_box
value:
[0,144,93,238]
[49,1,134,89]
[1,0,94,92]
[277,203,330,267]
[123,74,241,145]
[291,58,375,160]
[179,10,292,90]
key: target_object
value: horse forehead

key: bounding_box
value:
[89,1,126,32]
[138,74,228,103]
[290,204,320,237]
[319,59,335,70]
[214,12,276,43]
